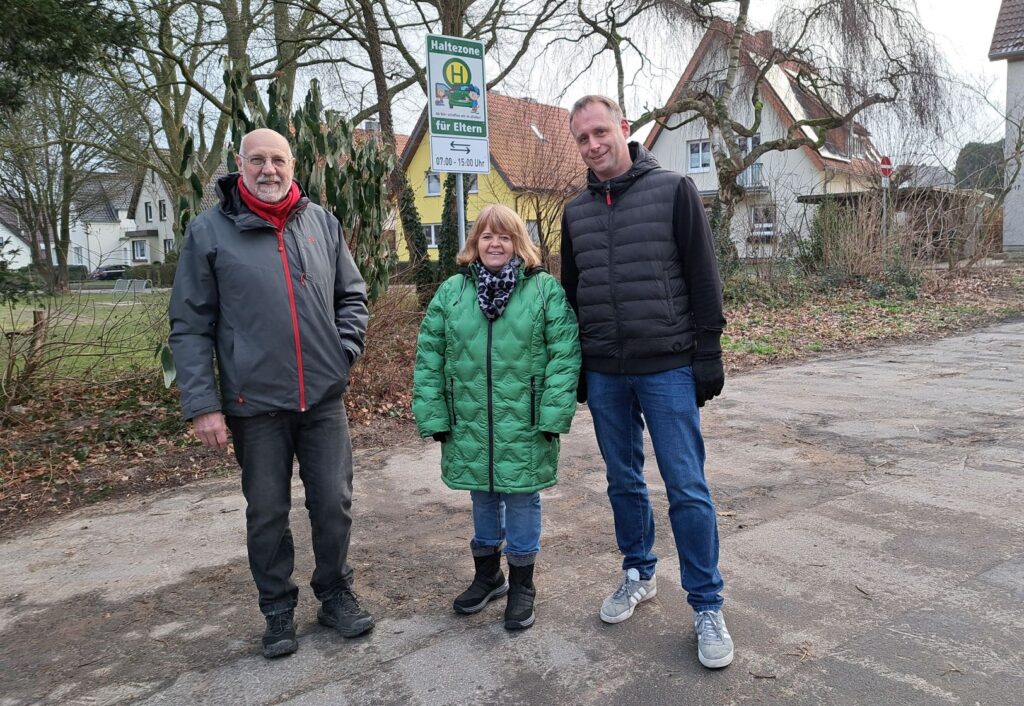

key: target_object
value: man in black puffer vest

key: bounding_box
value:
[560,96,733,669]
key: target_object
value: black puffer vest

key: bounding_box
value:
[563,146,695,374]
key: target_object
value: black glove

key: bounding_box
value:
[692,355,725,408]
[542,431,559,442]
[432,432,449,443]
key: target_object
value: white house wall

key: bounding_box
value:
[0,224,33,270]
[68,220,129,269]
[1004,59,1024,253]
[648,38,872,255]
[134,172,175,242]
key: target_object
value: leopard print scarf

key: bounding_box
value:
[474,257,521,320]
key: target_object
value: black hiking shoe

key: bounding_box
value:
[318,588,375,638]
[504,563,536,630]
[262,610,298,658]
[453,550,509,614]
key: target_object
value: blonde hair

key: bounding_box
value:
[569,95,625,134]
[457,204,543,269]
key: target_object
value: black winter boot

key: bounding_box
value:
[262,610,298,658]
[504,563,536,630]
[453,549,508,614]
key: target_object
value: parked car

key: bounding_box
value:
[89,264,130,280]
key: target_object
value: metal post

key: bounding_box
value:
[881,175,889,242]
[456,172,466,249]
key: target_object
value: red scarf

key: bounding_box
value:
[238,179,302,232]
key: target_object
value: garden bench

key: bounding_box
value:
[111,278,153,301]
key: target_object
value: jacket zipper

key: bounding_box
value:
[487,319,494,493]
[603,184,626,373]
[530,377,536,426]
[277,227,307,411]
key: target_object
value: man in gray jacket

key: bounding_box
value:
[169,128,372,659]
[561,96,733,669]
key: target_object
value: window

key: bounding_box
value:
[144,202,153,222]
[73,246,83,265]
[426,172,441,196]
[150,171,155,184]
[132,239,147,260]
[713,79,726,97]
[736,134,761,155]
[688,140,711,172]
[525,220,541,243]
[422,224,440,248]
[163,239,174,255]
[749,204,776,241]
[158,200,167,221]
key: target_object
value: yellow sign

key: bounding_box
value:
[443,58,472,86]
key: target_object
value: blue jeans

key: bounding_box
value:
[469,490,542,566]
[226,396,355,615]
[587,366,724,611]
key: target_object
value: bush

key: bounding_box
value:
[126,261,176,287]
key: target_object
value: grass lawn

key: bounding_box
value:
[1,291,169,380]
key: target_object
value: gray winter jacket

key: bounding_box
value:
[169,174,368,420]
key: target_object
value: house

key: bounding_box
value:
[67,172,138,270]
[127,163,178,264]
[398,92,586,260]
[0,202,33,270]
[644,21,881,257]
[989,0,1024,254]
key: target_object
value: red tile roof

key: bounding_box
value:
[402,93,586,193]
[990,0,1024,60]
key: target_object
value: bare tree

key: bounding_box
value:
[0,74,146,291]
[563,0,945,272]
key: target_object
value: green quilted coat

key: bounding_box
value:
[413,266,581,493]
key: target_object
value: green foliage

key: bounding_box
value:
[0,240,33,306]
[126,262,176,287]
[708,199,740,282]
[218,72,395,302]
[0,0,140,112]
[955,141,1004,194]
[800,198,856,274]
[397,175,434,307]
[175,125,206,244]
[437,173,463,281]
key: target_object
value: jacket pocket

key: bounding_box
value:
[530,376,537,426]
[447,377,457,427]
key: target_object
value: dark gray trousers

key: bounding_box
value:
[227,397,354,615]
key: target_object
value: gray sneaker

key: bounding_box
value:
[600,568,657,624]
[694,610,734,668]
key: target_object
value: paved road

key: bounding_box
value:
[2,321,1023,705]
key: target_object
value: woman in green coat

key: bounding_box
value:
[413,204,581,630]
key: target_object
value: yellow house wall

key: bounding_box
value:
[397,138,529,262]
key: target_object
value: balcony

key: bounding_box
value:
[737,163,764,189]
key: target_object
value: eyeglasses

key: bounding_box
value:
[239,154,292,169]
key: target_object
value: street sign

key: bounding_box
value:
[429,135,489,173]
[880,155,893,177]
[426,34,490,174]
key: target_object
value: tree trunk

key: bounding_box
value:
[359,0,431,305]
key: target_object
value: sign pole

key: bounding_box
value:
[880,156,893,243]
[456,173,466,249]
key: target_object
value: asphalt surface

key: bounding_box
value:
[2,320,1023,705]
